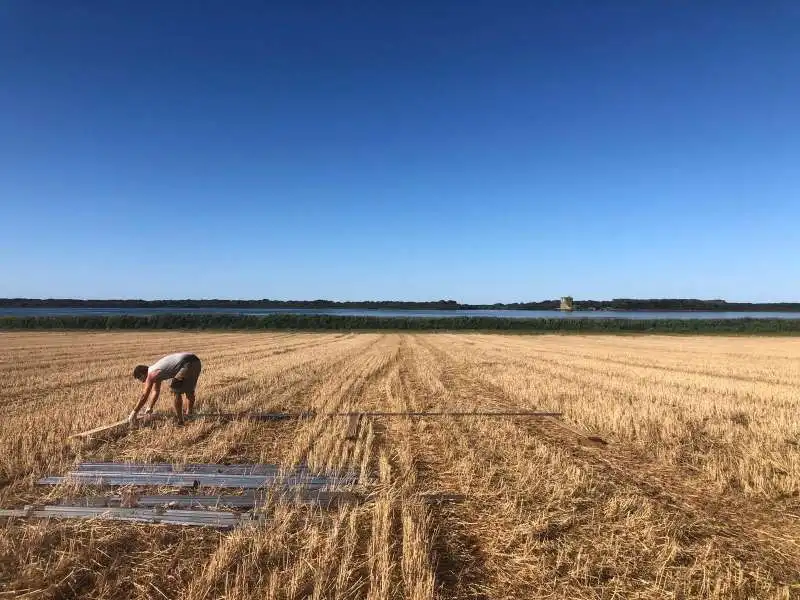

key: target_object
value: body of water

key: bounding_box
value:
[2,307,800,320]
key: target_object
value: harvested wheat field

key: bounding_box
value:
[0,331,799,599]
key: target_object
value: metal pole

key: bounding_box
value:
[193,410,562,419]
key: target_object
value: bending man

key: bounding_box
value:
[129,352,202,425]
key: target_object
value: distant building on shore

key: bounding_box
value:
[560,296,574,311]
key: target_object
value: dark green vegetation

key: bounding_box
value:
[3,298,800,311]
[1,314,799,334]
[574,298,800,311]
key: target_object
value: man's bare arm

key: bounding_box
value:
[129,372,159,421]
[146,381,161,413]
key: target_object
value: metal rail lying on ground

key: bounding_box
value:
[58,489,361,509]
[66,410,563,441]
[0,505,247,529]
[6,461,366,530]
[38,461,360,489]
[39,472,359,488]
[73,462,317,475]
[193,410,563,420]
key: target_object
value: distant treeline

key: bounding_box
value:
[2,298,800,311]
[0,298,463,310]
[573,299,800,312]
[1,314,798,334]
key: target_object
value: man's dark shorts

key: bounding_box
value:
[170,354,202,394]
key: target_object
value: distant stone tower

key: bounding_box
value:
[560,296,574,311]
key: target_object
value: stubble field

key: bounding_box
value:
[0,331,799,599]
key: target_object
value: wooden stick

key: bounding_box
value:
[69,419,130,440]
[69,414,160,440]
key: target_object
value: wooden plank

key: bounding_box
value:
[345,414,361,439]
[69,418,130,440]
[69,414,160,441]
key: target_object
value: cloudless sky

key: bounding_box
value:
[1,1,798,302]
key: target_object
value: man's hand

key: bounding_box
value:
[130,378,155,423]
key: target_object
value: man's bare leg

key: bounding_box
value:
[173,393,185,424]
[185,391,196,417]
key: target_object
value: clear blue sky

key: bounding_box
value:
[1,1,798,303]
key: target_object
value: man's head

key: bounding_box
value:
[133,365,149,382]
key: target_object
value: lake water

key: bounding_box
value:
[2,307,800,320]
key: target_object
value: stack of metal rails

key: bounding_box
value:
[0,409,579,529]
[0,461,361,529]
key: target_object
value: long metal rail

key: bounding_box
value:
[39,461,360,488]
[67,410,564,441]
[193,410,562,420]
[38,472,359,488]
[73,462,317,475]
[57,490,360,509]
[0,506,246,529]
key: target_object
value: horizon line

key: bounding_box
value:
[2,297,800,305]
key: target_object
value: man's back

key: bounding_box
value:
[148,352,195,380]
